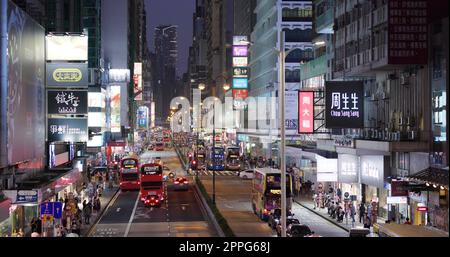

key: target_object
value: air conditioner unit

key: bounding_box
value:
[400,75,409,85]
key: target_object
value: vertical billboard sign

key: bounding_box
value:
[133,63,143,101]
[298,91,314,133]
[47,90,88,115]
[151,101,156,128]
[6,2,46,166]
[325,81,364,129]
[46,63,88,87]
[285,91,298,132]
[388,0,428,65]
[137,106,149,129]
[45,35,88,61]
[110,85,121,133]
[47,118,88,143]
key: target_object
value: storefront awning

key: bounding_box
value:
[407,166,449,188]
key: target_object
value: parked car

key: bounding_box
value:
[239,169,254,179]
[276,217,300,236]
[287,224,315,237]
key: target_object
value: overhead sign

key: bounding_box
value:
[298,91,314,133]
[47,90,88,115]
[317,158,338,182]
[233,78,248,89]
[46,63,88,87]
[391,180,409,197]
[338,154,359,183]
[233,67,248,78]
[46,35,88,61]
[48,118,88,143]
[233,57,248,67]
[325,81,364,128]
[3,190,38,204]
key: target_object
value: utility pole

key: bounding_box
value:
[279,30,287,238]
[212,103,216,205]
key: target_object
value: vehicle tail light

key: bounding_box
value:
[137,181,141,185]
[155,199,159,203]
[120,182,123,186]
[183,181,188,184]
[174,181,179,184]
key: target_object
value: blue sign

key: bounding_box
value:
[53,202,63,219]
[233,78,248,89]
[16,190,38,204]
[40,202,54,217]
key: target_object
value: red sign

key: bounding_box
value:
[232,89,248,100]
[388,0,428,64]
[298,92,314,133]
[417,207,428,212]
[391,180,409,196]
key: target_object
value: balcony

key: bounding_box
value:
[315,6,334,34]
[300,54,327,80]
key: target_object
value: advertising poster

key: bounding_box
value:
[233,78,248,89]
[298,91,314,133]
[325,81,364,129]
[110,85,121,133]
[317,158,338,182]
[6,2,46,165]
[285,91,298,132]
[360,156,389,188]
[133,63,143,101]
[233,46,248,57]
[233,57,248,67]
[47,118,88,143]
[337,154,359,183]
[47,90,88,115]
[45,35,88,61]
[46,62,88,87]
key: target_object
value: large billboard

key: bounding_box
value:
[337,154,359,183]
[360,156,389,188]
[133,63,142,101]
[47,118,88,143]
[45,35,88,61]
[388,0,428,65]
[6,1,46,165]
[137,106,149,129]
[47,90,88,115]
[46,63,88,87]
[325,81,364,129]
[110,85,121,133]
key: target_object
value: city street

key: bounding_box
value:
[89,149,217,237]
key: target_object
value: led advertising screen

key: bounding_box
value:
[47,90,88,115]
[233,46,248,57]
[233,78,248,89]
[298,91,314,133]
[88,92,105,108]
[110,85,121,133]
[6,2,46,166]
[109,69,130,83]
[133,63,143,101]
[46,35,88,61]
[325,81,364,129]
[233,57,248,67]
[46,62,88,87]
[48,118,88,143]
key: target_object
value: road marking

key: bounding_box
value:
[123,193,140,237]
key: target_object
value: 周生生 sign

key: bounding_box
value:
[325,81,364,129]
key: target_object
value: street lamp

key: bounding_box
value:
[223,83,231,91]
[198,83,206,91]
[241,31,294,238]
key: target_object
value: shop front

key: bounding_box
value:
[337,154,361,202]
[360,155,390,221]
[1,190,39,237]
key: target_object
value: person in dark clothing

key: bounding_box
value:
[359,203,366,223]
[83,202,92,225]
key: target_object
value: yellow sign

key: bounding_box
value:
[53,68,83,82]
[270,189,281,195]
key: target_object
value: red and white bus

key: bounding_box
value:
[119,157,140,191]
[140,163,164,206]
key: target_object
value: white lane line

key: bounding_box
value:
[123,193,140,237]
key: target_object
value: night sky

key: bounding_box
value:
[146,0,195,76]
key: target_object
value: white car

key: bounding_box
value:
[239,169,254,179]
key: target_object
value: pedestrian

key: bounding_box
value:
[83,201,92,225]
[312,193,318,209]
[363,213,371,229]
[404,218,412,225]
[350,203,356,225]
[30,217,39,233]
[359,203,366,223]
[93,196,101,212]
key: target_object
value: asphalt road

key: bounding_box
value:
[89,149,217,237]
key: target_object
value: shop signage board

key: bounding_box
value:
[233,36,248,46]
[46,63,88,87]
[387,196,408,204]
[325,81,364,129]
[110,85,121,133]
[233,46,248,57]
[285,91,298,131]
[337,154,359,183]
[48,118,88,143]
[233,78,248,89]
[109,69,130,83]
[3,190,38,204]
[391,180,409,196]
[233,67,248,78]
[232,89,248,100]
[133,63,143,101]
[46,35,88,61]
[388,0,428,65]
[47,90,88,115]
[233,57,248,67]
[298,91,314,133]
[316,158,338,182]
[360,155,389,188]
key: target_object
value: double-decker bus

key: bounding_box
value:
[119,157,140,191]
[155,142,164,151]
[251,168,292,221]
[225,146,241,171]
[207,147,225,171]
[140,163,164,205]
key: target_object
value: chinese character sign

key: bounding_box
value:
[48,90,88,115]
[325,81,364,129]
[298,92,314,133]
[47,118,88,143]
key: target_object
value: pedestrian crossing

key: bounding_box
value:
[192,170,238,177]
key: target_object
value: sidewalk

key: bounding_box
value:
[80,185,120,237]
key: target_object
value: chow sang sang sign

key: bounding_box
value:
[325,81,364,128]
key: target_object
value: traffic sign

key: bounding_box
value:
[53,202,63,219]
[40,202,54,218]
[40,202,63,219]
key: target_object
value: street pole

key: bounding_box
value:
[212,103,216,205]
[279,30,287,238]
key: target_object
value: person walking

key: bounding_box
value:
[404,218,412,225]
[363,213,371,229]
[350,203,356,227]
[83,201,92,225]
[359,203,366,223]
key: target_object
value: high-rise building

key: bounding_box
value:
[154,25,178,122]
[233,0,257,36]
